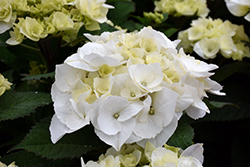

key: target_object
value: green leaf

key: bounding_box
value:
[21,72,55,81]
[0,150,76,167]
[132,15,151,25]
[0,31,10,47]
[107,1,135,25]
[11,117,106,159]
[8,43,42,63]
[212,61,250,82]
[2,70,14,82]
[120,20,138,31]
[78,23,118,38]
[167,121,194,150]
[0,90,52,121]
[204,100,239,109]
[202,82,250,121]
[164,28,179,37]
[0,47,16,65]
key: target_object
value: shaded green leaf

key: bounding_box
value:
[0,150,76,167]
[0,31,10,47]
[11,117,105,159]
[78,23,117,39]
[107,1,135,25]
[8,43,42,63]
[0,47,16,65]
[132,16,151,25]
[164,28,179,37]
[21,72,55,81]
[212,61,250,82]
[167,121,194,150]
[161,13,169,22]
[120,20,138,31]
[202,82,250,121]
[205,100,239,109]
[2,70,14,82]
[0,90,52,121]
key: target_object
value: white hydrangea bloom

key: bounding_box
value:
[178,17,250,61]
[0,0,16,34]
[4,0,113,44]
[225,0,250,22]
[154,0,209,17]
[81,142,204,167]
[50,27,224,150]
[81,155,120,167]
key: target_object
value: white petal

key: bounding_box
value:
[94,118,135,151]
[225,0,249,16]
[97,96,128,135]
[244,12,250,21]
[185,101,209,119]
[138,27,179,49]
[193,42,206,59]
[49,115,74,144]
[54,93,89,130]
[181,143,204,164]
[118,101,144,122]
[0,14,16,34]
[137,115,178,148]
[152,88,179,126]
[134,114,163,138]
[65,53,97,71]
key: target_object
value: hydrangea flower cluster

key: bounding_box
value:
[225,0,250,22]
[0,73,12,96]
[81,142,204,167]
[154,0,209,17]
[50,27,224,151]
[0,0,113,45]
[178,17,250,61]
[0,161,18,167]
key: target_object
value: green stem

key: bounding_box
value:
[20,43,40,52]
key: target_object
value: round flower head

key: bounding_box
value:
[178,17,250,61]
[4,0,113,45]
[154,0,209,17]
[81,142,204,167]
[50,27,224,150]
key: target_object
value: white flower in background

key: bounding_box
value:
[178,143,204,167]
[0,73,12,96]
[154,0,209,17]
[81,155,120,167]
[145,142,204,167]
[81,142,204,167]
[73,0,114,30]
[178,17,250,61]
[0,0,16,34]
[4,0,113,45]
[50,27,224,150]
[0,161,18,167]
[225,0,250,22]
[74,0,114,23]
